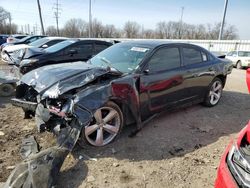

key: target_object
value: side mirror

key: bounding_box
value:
[68,49,77,55]
[41,44,48,48]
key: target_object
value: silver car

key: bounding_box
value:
[226,50,250,69]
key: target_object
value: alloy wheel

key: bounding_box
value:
[84,106,121,146]
[209,80,222,105]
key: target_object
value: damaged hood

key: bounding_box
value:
[22,47,45,59]
[20,61,110,97]
[3,44,30,53]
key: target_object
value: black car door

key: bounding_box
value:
[181,45,215,100]
[73,42,94,61]
[139,45,187,119]
[61,42,93,62]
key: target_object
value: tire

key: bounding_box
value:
[78,101,124,147]
[236,61,242,69]
[203,78,223,107]
[0,83,15,97]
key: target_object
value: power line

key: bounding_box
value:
[53,0,61,36]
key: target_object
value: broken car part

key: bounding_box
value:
[3,119,87,188]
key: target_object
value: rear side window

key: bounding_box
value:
[183,47,202,65]
[201,51,208,61]
[148,47,181,72]
[69,43,93,56]
[95,44,110,54]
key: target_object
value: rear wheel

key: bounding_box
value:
[236,61,242,69]
[203,78,223,107]
[0,83,15,97]
[79,101,124,147]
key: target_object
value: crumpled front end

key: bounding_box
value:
[11,62,110,118]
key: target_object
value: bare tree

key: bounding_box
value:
[46,26,58,36]
[0,6,17,34]
[91,18,104,38]
[143,29,155,39]
[123,21,140,38]
[102,24,117,38]
[62,18,87,37]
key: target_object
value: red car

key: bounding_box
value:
[215,69,250,187]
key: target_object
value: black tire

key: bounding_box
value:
[0,83,15,97]
[203,78,223,107]
[78,101,124,147]
[236,61,243,69]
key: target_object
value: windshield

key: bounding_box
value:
[44,40,76,53]
[90,43,151,73]
[29,38,49,47]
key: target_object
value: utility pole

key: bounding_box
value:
[218,0,228,40]
[8,13,12,34]
[36,0,45,35]
[179,6,184,39]
[53,0,61,36]
[88,0,92,38]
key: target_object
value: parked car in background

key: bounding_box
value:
[3,37,68,65]
[1,35,47,62]
[226,50,250,69]
[0,35,9,45]
[18,39,113,74]
[6,34,27,43]
[12,41,233,146]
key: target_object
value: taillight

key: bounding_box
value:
[247,68,250,93]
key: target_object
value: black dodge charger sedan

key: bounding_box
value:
[19,39,113,74]
[12,41,233,147]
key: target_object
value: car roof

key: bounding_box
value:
[65,38,113,44]
[121,40,203,49]
[44,36,68,40]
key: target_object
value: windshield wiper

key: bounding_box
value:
[99,57,123,74]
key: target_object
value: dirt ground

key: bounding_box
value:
[0,68,249,188]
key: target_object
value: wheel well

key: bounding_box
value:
[109,99,136,125]
[216,75,227,87]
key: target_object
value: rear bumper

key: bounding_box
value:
[215,142,238,188]
[11,98,37,112]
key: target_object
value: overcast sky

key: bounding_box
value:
[0,0,249,39]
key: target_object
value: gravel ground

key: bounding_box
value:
[0,68,249,188]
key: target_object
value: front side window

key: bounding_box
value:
[148,47,181,72]
[227,51,234,56]
[183,47,203,65]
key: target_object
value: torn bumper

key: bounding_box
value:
[11,98,37,112]
[35,102,92,132]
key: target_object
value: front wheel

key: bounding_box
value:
[79,101,124,147]
[236,61,242,69]
[203,78,223,107]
